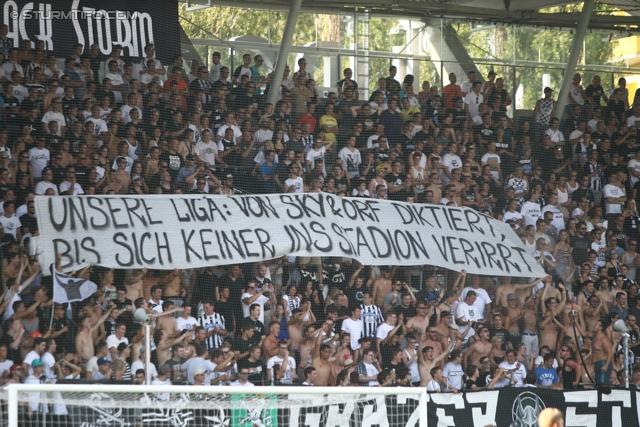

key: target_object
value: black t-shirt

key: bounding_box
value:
[52,316,74,354]
[345,285,367,310]
[474,124,495,143]
[489,327,510,345]
[584,84,605,105]
[233,337,253,358]
[393,305,417,323]
[159,151,184,180]
[570,234,591,266]
[237,358,267,385]
[0,335,22,364]
[387,173,409,202]
[215,299,236,333]
[248,318,266,342]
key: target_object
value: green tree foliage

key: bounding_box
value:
[179,4,622,108]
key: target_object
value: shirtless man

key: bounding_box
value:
[125,268,148,301]
[539,298,565,352]
[559,311,587,353]
[156,301,179,338]
[262,321,281,359]
[372,266,393,307]
[592,320,613,385]
[405,301,431,336]
[417,338,454,386]
[298,325,317,370]
[79,301,107,344]
[312,321,335,386]
[611,275,627,299]
[583,294,607,333]
[288,303,316,354]
[76,305,114,366]
[537,279,566,315]
[521,296,540,356]
[159,268,185,308]
[495,277,545,309]
[595,277,614,309]
[464,327,492,368]
[154,328,188,367]
[437,313,468,352]
[506,294,523,348]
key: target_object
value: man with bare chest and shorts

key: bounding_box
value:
[592,320,612,385]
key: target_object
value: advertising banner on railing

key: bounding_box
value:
[35,194,545,277]
[1,0,180,63]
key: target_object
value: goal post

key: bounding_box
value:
[5,383,428,427]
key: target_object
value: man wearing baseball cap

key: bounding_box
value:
[24,359,48,417]
[92,357,112,380]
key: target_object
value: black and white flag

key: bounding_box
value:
[53,268,98,304]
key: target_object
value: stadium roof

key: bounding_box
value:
[182,0,640,32]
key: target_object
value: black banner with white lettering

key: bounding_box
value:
[1,0,179,63]
[428,388,640,427]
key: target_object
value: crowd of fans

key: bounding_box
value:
[2,27,640,421]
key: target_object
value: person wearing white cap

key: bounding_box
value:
[193,368,207,386]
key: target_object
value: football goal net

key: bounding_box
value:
[4,383,427,427]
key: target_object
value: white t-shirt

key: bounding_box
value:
[306,147,326,175]
[443,361,464,390]
[338,147,362,179]
[41,351,57,380]
[455,301,480,338]
[217,124,242,143]
[131,359,158,379]
[464,92,483,120]
[460,287,491,320]
[442,153,463,175]
[341,317,364,350]
[503,211,524,228]
[0,359,13,377]
[541,204,566,231]
[627,115,640,129]
[105,335,129,361]
[603,184,625,215]
[28,147,50,178]
[376,322,395,342]
[241,293,269,323]
[521,201,542,227]
[58,181,84,195]
[359,362,380,386]
[284,176,304,193]
[481,152,501,180]
[41,111,65,136]
[23,350,39,376]
[35,180,58,196]
[0,215,21,241]
[176,316,200,336]
[498,360,527,387]
[266,355,296,384]
[629,159,640,187]
[194,141,219,166]
[426,379,441,392]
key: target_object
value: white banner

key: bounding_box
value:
[34,194,545,278]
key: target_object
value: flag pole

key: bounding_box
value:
[49,269,56,329]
